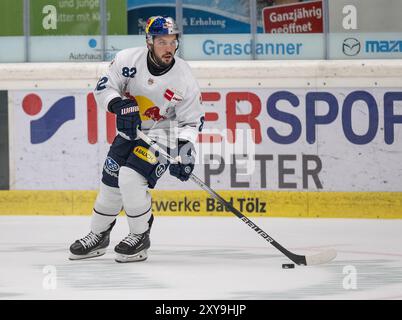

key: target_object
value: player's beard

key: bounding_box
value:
[149,47,174,68]
[154,51,174,68]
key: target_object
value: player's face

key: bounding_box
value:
[151,34,178,67]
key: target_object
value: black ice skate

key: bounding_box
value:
[69,220,116,260]
[114,215,153,263]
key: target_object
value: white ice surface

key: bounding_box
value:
[0,216,402,300]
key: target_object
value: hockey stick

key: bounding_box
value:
[137,130,337,266]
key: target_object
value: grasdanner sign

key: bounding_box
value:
[183,34,324,59]
[202,39,303,56]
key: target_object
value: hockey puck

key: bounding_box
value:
[282,263,295,269]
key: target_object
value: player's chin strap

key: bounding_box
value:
[136,129,337,266]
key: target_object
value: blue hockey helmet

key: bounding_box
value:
[145,16,180,43]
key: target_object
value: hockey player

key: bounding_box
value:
[69,16,204,263]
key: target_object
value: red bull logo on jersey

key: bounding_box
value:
[143,106,166,121]
[131,94,167,122]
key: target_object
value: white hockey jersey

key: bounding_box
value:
[94,46,204,147]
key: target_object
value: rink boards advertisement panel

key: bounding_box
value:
[4,87,402,218]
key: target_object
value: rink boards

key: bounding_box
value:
[0,60,402,218]
[0,190,401,218]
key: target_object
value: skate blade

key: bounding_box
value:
[69,248,107,260]
[115,250,148,263]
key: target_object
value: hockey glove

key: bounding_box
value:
[169,140,195,182]
[108,97,141,140]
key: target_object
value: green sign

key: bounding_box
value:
[30,0,127,35]
[0,0,24,36]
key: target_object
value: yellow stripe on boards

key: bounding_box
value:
[0,190,97,215]
[0,190,401,219]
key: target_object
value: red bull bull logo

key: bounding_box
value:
[143,106,166,121]
[126,94,161,122]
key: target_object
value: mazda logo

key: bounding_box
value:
[343,38,361,56]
